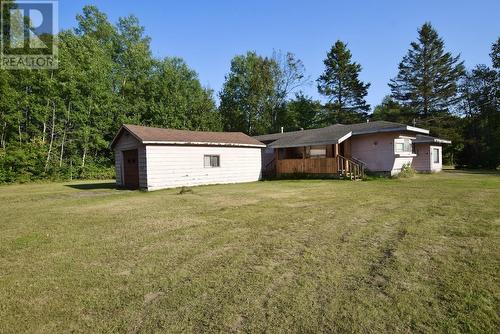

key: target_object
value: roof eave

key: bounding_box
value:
[110,124,148,149]
[352,126,429,136]
[415,138,452,144]
[142,140,266,148]
[268,132,352,149]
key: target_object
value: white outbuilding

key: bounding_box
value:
[110,124,265,191]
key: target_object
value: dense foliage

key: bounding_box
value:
[218,51,309,135]
[0,5,220,182]
[0,5,498,183]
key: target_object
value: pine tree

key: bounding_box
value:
[389,23,465,116]
[317,40,370,123]
[491,37,500,69]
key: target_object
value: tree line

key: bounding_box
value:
[0,5,498,183]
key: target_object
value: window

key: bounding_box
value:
[309,145,326,158]
[433,148,440,163]
[204,155,220,167]
[394,138,413,154]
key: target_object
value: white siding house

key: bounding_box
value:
[111,125,265,191]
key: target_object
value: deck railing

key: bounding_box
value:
[276,155,364,179]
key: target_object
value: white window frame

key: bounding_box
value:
[204,155,220,168]
[432,148,440,164]
[394,138,415,156]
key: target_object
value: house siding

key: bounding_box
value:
[412,143,431,172]
[145,145,262,191]
[411,144,443,172]
[261,146,275,172]
[113,133,147,188]
[350,132,416,175]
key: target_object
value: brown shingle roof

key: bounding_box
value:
[111,124,265,148]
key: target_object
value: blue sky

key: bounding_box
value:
[58,0,499,109]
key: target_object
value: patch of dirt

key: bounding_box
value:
[339,231,351,243]
[144,291,164,305]
[230,314,245,332]
[367,225,408,292]
[69,191,113,198]
[127,292,165,334]
[114,270,131,276]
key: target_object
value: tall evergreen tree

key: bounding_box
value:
[317,40,370,123]
[389,23,465,116]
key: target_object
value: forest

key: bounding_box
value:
[0,4,498,183]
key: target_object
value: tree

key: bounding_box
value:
[285,93,321,130]
[317,40,370,123]
[0,4,221,183]
[145,57,221,131]
[491,37,500,69]
[389,23,465,117]
[371,96,415,124]
[269,51,309,131]
[457,38,500,168]
[219,52,277,135]
[112,15,154,126]
[219,51,308,135]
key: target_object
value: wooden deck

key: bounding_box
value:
[276,156,364,179]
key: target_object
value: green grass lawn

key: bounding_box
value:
[0,172,499,333]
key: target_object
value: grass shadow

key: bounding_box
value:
[444,169,500,176]
[65,182,117,190]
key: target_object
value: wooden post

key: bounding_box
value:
[302,147,306,173]
[275,148,279,175]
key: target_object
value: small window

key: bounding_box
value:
[309,145,326,158]
[395,142,405,152]
[204,155,220,167]
[394,138,413,154]
[433,148,440,163]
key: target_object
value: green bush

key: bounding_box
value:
[397,163,416,178]
[0,144,115,184]
[0,142,46,183]
[76,165,115,180]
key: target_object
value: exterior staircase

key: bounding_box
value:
[337,155,365,180]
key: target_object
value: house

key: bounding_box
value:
[254,121,451,178]
[110,124,265,190]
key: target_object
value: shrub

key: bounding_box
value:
[178,186,194,195]
[76,165,115,180]
[397,163,416,178]
[0,142,46,183]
